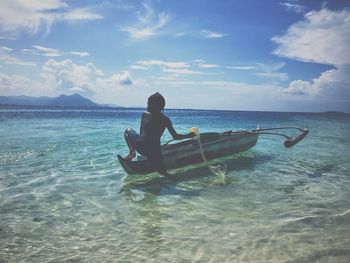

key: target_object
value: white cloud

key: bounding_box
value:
[279,2,306,14]
[227,66,256,70]
[1,56,37,67]
[135,60,189,69]
[284,79,314,95]
[22,46,61,57]
[272,8,350,65]
[1,46,13,52]
[193,59,219,69]
[69,51,90,57]
[0,46,36,67]
[255,62,286,72]
[1,59,135,103]
[32,45,62,57]
[174,32,187,38]
[22,46,91,58]
[273,8,350,102]
[0,36,18,40]
[130,64,148,70]
[111,71,133,85]
[132,59,208,75]
[162,68,204,75]
[120,4,170,41]
[228,62,287,81]
[0,72,45,96]
[0,0,65,34]
[201,30,228,39]
[254,71,289,81]
[228,62,285,72]
[42,59,104,93]
[170,29,228,40]
[198,64,218,69]
[285,64,350,98]
[41,59,133,98]
[61,8,103,21]
[0,0,102,35]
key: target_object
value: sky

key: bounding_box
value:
[0,0,349,112]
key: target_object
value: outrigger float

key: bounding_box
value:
[118,127,309,175]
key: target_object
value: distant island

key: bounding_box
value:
[0,94,121,108]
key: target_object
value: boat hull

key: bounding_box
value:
[118,131,258,175]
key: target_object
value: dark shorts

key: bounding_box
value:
[125,128,165,171]
[126,128,141,145]
[125,128,146,155]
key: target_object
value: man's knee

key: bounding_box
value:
[125,128,132,135]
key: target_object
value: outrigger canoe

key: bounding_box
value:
[118,127,308,175]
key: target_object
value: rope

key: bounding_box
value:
[193,133,227,177]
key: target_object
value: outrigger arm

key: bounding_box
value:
[255,127,309,148]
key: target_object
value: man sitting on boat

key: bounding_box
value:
[123,92,194,175]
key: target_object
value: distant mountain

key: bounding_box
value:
[47,94,97,107]
[0,95,52,106]
[0,94,98,107]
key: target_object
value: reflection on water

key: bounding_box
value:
[122,151,267,190]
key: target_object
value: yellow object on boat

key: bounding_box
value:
[189,127,199,134]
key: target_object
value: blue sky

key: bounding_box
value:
[0,0,349,112]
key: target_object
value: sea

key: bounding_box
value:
[0,107,349,263]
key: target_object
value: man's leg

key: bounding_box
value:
[124,128,136,161]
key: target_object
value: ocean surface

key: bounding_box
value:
[1,108,349,263]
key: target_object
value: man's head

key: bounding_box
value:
[147,92,165,113]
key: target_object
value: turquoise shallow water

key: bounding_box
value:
[1,108,350,262]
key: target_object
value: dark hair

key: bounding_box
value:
[147,92,165,113]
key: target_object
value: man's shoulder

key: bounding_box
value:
[161,114,171,125]
[142,112,151,118]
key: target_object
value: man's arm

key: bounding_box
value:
[165,117,193,140]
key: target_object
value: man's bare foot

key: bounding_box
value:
[124,152,136,161]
